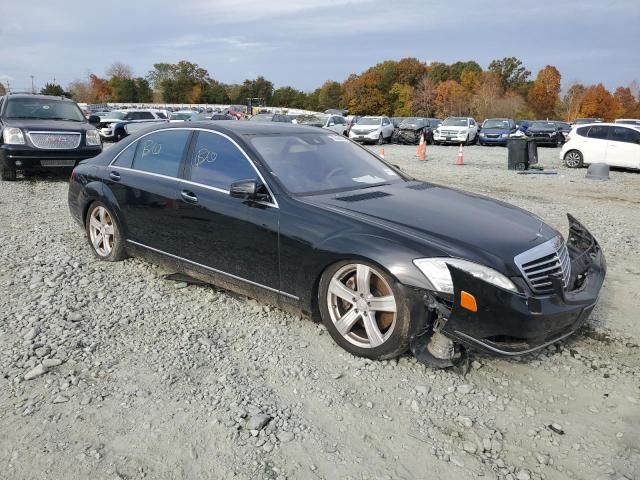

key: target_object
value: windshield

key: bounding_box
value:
[401,117,426,125]
[250,133,406,195]
[482,119,510,129]
[250,114,274,122]
[171,113,193,120]
[442,117,468,127]
[5,97,85,121]
[530,121,556,130]
[296,115,326,126]
[100,111,124,120]
[356,117,381,126]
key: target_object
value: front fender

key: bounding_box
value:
[296,232,437,311]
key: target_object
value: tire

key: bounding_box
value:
[318,261,411,360]
[1,164,16,181]
[85,201,127,262]
[114,129,126,142]
[564,150,583,168]
[377,133,384,145]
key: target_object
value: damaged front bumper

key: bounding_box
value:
[410,215,606,361]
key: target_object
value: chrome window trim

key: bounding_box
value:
[126,239,298,300]
[26,131,82,150]
[108,127,278,208]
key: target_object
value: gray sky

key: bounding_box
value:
[1,0,638,92]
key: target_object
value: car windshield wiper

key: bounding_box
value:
[352,182,391,191]
[48,117,83,122]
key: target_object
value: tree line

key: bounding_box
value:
[32,58,640,121]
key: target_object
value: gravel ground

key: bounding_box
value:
[0,143,638,480]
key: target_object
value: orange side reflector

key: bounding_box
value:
[460,291,478,312]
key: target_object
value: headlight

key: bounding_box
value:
[501,133,509,138]
[86,129,101,146]
[479,132,485,137]
[2,127,25,145]
[413,258,518,294]
[458,130,467,136]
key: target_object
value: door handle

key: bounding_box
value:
[109,171,121,181]
[181,190,198,203]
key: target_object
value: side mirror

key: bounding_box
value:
[230,179,269,201]
[88,115,100,125]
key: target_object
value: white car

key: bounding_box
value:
[295,114,349,135]
[561,123,640,170]
[349,116,395,144]
[432,117,479,145]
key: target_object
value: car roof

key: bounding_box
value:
[132,121,328,136]
[6,93,75,102]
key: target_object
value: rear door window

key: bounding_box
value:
[132,130,191,177]
[113,142,137,168]
[611,126,640,144]
[187,131,257,190]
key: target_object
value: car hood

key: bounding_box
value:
[5,119,93,132]
[351,124,380,131]
[399,124,426,131]
[481,127,510,134]
[303,182,559,275]
[438,125,468,131]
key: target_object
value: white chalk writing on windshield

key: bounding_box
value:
[141,139,162,157]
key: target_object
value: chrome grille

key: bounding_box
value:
[439,129,460,136]
[28,132,81,150]
[514,237,571,294]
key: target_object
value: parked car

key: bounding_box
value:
[170,111,200,122]
[348,116,395,144]
[296,114,349,135]
[432,117,479,145]
[100,110,168,142]
[249,113,291,123]
[68,122,605,367]
[561,123,640,170]
[574,118,602,125]
[615,118,640,126]
[0,93,102,181]
[396,117,440,144]
[526,121,565,147]
[515,119,531,134]
[192,112,237,122]
[554,121,572,140]
[477,118,517,146]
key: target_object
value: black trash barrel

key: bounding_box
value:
[507,138,534,170]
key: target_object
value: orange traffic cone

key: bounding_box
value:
[379,147,385,159]
[417,132,426,161]
[455,144,465,165]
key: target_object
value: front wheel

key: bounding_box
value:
[1,165,17,181]
[377,133,384,145]
[319,261,411,360]
[85,202,127,261]
[564,150,583,168]
[114,129,126,142]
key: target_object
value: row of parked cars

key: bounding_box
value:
[1,92,638,182]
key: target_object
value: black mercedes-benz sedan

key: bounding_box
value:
[527,121,565,147]
[68,122,605,367]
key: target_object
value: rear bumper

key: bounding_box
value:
[412,215,606,358]
[0,144,102,170]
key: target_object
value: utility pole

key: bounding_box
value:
[30,75,35,94]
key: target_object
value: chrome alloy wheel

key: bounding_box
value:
[88,206,115,257]
[564,151,582,168]
[327,264,397,349]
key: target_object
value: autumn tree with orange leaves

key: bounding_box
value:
[578,83,618,121]
[613,86,639,118]
[434,80,468,118]
[528,66,561,119]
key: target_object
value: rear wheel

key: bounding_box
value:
[319,261,410,360]
[85,202,127,261]
[564,150,583,168]
[1,165,16,181]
